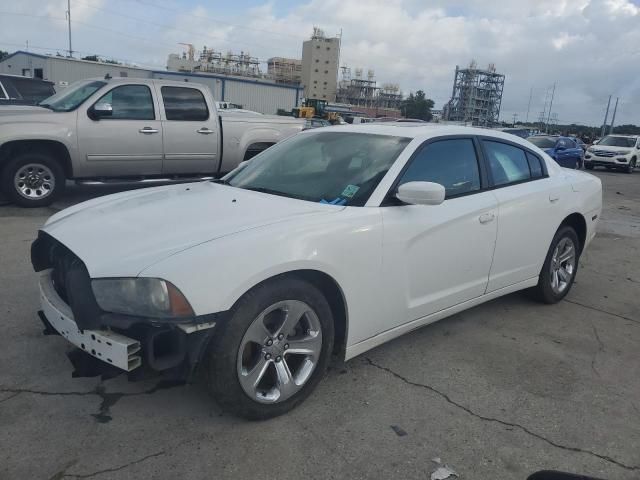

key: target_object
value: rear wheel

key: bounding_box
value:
[1,152,65,207]
[206,277,334,420]
[529,226,579,304]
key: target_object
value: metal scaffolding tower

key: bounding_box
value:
[444,61,505,126]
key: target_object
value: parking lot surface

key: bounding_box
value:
[1,171,639,480]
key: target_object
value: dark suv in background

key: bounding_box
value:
[0,74,56,106]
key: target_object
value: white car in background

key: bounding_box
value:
[584,134,640,173]
[32,124,602,419]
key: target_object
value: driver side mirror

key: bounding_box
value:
[396,181,445,206]
[88,102,112,120]
[556,143,567,151]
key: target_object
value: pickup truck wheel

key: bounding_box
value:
[206,277,334,420]
[528,226,579,304]
[1,152,65,207]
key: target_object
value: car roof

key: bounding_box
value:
[0,74,53,84]
[82,77,208,88]
[603,134,638,138]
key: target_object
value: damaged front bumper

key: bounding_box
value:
[38,270,218,378]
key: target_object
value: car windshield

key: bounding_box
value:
[598,135,637,147]
[225,131,411,206]
[39,80,106,112]
[527,136,557,149]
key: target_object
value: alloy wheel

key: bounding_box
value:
[550,237,576,295]
[13,163,55,200]
[237,300,323,404]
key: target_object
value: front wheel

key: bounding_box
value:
[206,277,334,420]
[585,163,594,170]
[1,152,65,207]
[529,226,579,304]
[625,159,636,174]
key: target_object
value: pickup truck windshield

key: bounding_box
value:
[226,131,411,206]
[598,136,637,148]
[39,80,106,112]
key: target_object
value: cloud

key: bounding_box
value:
[0,0,638,125]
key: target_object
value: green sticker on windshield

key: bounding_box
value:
[341,184,360,198]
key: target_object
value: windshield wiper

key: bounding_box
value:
[211,178,231,185]
[241,186,306,200]
[38,103,53,110]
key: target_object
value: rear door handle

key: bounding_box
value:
[197,128,214,134]
[479,212,495,224]
[139,127,159,134]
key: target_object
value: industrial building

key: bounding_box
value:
[443,61,505,126]
[0,51,303,115]
[336,67,403,117]
[167,45,262,79]
[267,57,302,85]
[301,28,340,101]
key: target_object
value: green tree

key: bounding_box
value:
[0,50,9,61]
[401,90,435,121]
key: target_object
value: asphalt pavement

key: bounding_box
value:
[0,170,638,480]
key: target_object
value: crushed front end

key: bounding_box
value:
[31,231,219,380]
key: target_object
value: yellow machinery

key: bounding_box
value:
[293,99,340,123]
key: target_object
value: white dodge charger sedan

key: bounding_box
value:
[32,124,602,419]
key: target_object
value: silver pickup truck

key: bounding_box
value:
[0,77,304,206]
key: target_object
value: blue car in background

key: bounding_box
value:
[527,135,583,169]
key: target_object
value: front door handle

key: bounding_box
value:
[479,213,495,224]
[549,194,560,203]
[197,128,214,134]
[139,127,159,134]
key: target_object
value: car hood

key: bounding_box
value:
[42,182,342,278]
[590,145,635,152]
[0,105,53,117]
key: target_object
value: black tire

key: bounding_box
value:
[1,151,65,207]
[529,226,580,304]
[585,163,594,170]
[625,158,636,174]
[206,277,334,420]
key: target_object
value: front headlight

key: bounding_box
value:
[92,278,194,318]
[616,150,631,156]
[587,147,594,152]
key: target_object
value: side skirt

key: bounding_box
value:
[344,277,539,360]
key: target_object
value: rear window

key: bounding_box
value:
[161,86,209,121]
[527,136,556,149]
[9,77,55,102]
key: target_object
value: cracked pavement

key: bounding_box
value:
[1,171,639,479]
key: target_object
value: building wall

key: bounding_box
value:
[0,52,302,114]
[153,70,301,115]
[0,52,151,89]
[301,36,340,101]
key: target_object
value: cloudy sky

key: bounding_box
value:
[1,0,639,125]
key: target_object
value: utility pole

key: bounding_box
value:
[546,82,556,129]
[601,95,611,138]
[66,0,73,57]
[525,87,533,123]
[512,113,518,127]
[609,97,619,135]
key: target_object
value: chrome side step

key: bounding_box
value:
[76,176,214,187]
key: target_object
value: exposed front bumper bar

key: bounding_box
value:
[39,271,142,371]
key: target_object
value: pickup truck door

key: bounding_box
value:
[156,85,220,174]
[76,83,163,175]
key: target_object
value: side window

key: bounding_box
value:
[95,85,154,120]
[0,82,6,99]
[398,139,481,198]
[482,141,530,186]
[526,152,544,179]
[161,86,209,121]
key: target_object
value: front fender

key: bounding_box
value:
[140,207,386,349]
